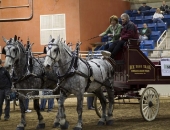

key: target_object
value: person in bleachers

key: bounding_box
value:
[139,23,151,41]
[160,1,170,14]
[138,3,152,14]
[101,13,139,59]
[98,15,122,50]
[153,8,164,23]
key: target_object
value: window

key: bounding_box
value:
[40,14,66,45]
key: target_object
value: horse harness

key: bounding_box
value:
[51,43,114,94]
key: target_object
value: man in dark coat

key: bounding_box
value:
[138,3,152,14]
[0,59,12,121]
[160,1,170,14]
[139,23,152,41]
[101,13,139,59]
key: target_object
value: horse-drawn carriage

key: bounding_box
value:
[94,39,169,122]
[1,35,170,130]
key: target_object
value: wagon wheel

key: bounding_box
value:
[94,92,110,118]
[140,87,160,121]
[94,96,102,118]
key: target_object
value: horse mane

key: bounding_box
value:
[16,40,26,53]
[60,39,72,52]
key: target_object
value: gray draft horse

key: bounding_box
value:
[2,35,58,130]
[43,35,115,130]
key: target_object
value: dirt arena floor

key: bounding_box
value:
[0,98,170,130]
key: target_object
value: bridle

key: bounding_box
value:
[45,44,60,62]
[4,43,18,60]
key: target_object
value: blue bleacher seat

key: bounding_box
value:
[163,15,170,26]
[142,40,155,49]
[149,10,155,15]
[136,16,144,19]
[150,8,157,11]
[134,19,143,24]
[141,50,148,56]
[125,10,132,13]
[125,10,133,17]
[137,24,143,30]
[142,10,150,16]
[147,23,156,31]
[140,41,144,49]
[150,31,161,42]
[143,15,153,23]
[132,10,142,17]
[156,22,167,34]
[130,17,135,22]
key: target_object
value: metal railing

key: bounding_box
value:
[157,30,167,50]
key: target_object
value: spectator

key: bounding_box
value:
[101,13,139,59]
[25,99,32,113]
[0,59,12,121]
[87,96,95,110]
[98,15,122,50]
[138,3,152,14]
[160,1,170,14]
[153,8,164,23]
[139,23,152,41]
[40,91,54,112]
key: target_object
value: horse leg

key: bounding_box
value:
[34,99,45,129]
[95,88,107,126]
[53,98,60,128]
[105,79,114,125]
[73,93,84,130]
[16,99,26,130]
[58,92,69,130]
[53,110,60,128]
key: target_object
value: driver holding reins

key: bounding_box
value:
[101,13,139,59]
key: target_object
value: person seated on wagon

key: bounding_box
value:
[101,13,139,59]
[139,23,152,41]
[98,15,122,50]
[160,1,170,14]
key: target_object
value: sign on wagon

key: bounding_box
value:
[161,58,170,76]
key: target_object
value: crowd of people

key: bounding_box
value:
[93,1,169,58]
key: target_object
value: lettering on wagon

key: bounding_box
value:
[129,65,151,74]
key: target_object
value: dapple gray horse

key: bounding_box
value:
[2,35,59,130]
[43,35,115,130]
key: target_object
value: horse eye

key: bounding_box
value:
[54,48,57,52]
[13,49,16,52]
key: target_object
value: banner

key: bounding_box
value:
[161,58,170,76]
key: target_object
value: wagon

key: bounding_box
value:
[93,39,169,121]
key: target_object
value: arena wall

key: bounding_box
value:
[0,0,130,59]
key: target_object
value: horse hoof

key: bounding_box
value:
[36,123,45,129]
[73,127,82,130]
[106,120,114,126]
[97,121,105,126]
[53,122,60,128]
[60,121,69,130]
[16,127,24,130]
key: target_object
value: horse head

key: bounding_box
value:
[43,35,62,69]
[2,35,24,70]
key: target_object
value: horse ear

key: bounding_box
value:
[43,46,47,54]
[49,35,52,42]
[55,35,60,44]
[2,36,8,43]
[2,47,6,55]
[14,35,17,42]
